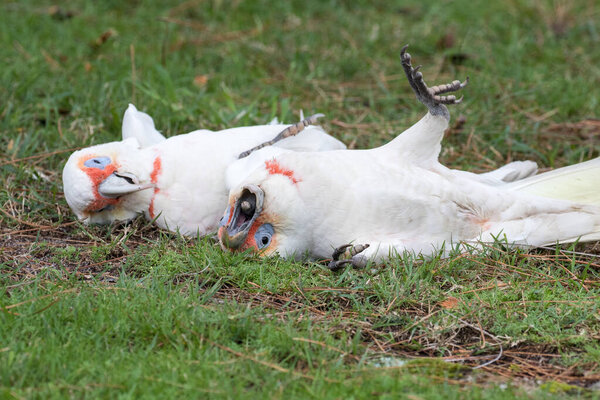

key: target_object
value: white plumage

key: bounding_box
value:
[62,104,346,236]
[218,48,600,268]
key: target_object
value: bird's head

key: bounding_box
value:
[62,138,155,224]
[218,158,310,259]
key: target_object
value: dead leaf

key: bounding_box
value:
[90,29,117,49]
[193,75,208,87]
[439,297,459,309]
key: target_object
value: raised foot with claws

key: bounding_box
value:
[400,44,468,120]
[327,243,370,271]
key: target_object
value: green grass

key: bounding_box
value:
[1,0,600,398]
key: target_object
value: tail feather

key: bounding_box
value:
[504,157,600,245]
[506,157,600,206]
[550,232,600,245]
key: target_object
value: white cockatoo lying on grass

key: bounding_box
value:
[62,105,346,236]
[218,46,600,269]
[62,103,537,237]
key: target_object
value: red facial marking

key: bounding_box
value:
[243,220,261,250]
[79,155,119,212]
[148,156,162,219]
[226,205,233,225]
[217,206,234,244]
[265,159,300,184]
[148,201,156,219]
[218,202,276,255]
[150,157,162,184]
[241,218,277,254]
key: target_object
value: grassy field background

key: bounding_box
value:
[1,0,600,398]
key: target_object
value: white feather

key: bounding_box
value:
[63,107,346,236]
[121,104,166,147]
[222,111,600,263]
[506,157,600,205]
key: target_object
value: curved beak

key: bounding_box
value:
[219,184,264,250]
[98,172,154,198]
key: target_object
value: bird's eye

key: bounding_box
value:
[254,223,274,249]
[84,156,111,169]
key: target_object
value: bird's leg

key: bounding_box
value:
[400,45,468,120]
[238,113,325,159]
[327,243,370,271]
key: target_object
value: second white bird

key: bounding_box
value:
[218,46,600,269]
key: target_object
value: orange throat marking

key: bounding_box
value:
[148,156,162,219]
[264,159,300,184]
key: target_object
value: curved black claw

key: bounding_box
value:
[400,45,468,120]
[327,243,370,271]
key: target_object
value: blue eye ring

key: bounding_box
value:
[254,223,274,249]
[84,156,112,169]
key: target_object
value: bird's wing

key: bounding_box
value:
[273,126,346,152]
[122,104,166,147]
[452,160,539,186]
[226,146,292,191]
[477,160,538,184]
[227,124,345,188]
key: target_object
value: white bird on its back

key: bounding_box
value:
[218,46,600,269]
[62,104,346,236]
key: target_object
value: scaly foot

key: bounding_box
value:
[400,44,468,120]
[239,113,325,159]
[327,243,370,271]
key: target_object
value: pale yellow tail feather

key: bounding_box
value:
[506,157,600,206]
